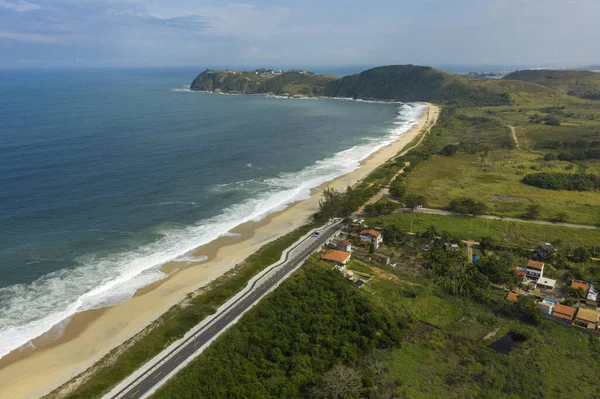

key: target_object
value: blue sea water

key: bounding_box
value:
[0,67,424,358]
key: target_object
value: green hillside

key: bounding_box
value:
[190,69,337,96]
[190,65,560,105]
[324,65,514,106]
[504,69,600,100]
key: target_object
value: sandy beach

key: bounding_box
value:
[0,103,439,399]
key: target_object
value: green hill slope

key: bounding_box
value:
[504,69,600,100]
[324,65,513,106]
[190,70,337,96]
[190,65,559,105]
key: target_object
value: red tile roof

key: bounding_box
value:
[511,266,526,277]
[571,281,591,295]
[553,304,576,320]
[360,229,381,238]
[527,260,544,270]
[506,292,519,302]
[339,240,351,246]
[322,250,351,264]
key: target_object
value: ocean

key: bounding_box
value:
[0,67,424,359]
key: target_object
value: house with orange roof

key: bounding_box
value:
[570,280,591,297]
[525,260,544,279]
[551,304,576,322]
[322,250,351,269]
[359,229,383,249]
[506,292,519,302]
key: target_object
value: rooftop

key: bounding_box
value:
[511,266,526,277]
[339,239,352,246]
[571,280,591,295]
[553,304,576,320]
[322,250,351,264]
[360,229,381,237]
[506,292,519,302]
[576,308,600,323]
[536,277,556,288]
[527,260,544,270]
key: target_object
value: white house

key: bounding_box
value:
[359,229,383,249]
[536,277,556,291]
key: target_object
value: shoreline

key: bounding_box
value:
[0,103,439,399]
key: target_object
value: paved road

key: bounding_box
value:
[408,207,600,231]
[106,220,342,399]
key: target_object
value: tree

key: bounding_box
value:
[523,204,541,220]
[566,286,586,298]
[423,224,439,239]
[405,194,426,210]
[479,236,495,255]
[309,365,362,399]
[571,247,592,263]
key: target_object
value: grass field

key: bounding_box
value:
[404,152,600,224]
[368,212,600,248]
[365,274,600,398]
[401,95,600,225]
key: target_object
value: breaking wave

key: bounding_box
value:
[0,102,425,360]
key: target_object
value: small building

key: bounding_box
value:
[536,277,556,291]
[336,239,352,253]
[359,229,383,249]
[552,304,577,322]
[444,243,460,251]
[321,250,351,267]
[570,280,591,298]
[525,260,544,280]
[537,301,553,315]
[420,244,431,252]
[536,242,557,260]
[586,284,598,305]
[506,292,519,302]
[574,308,600,331]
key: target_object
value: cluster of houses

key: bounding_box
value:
[506,243,600,334]
[320,228,383,288]
[507,292,600,332]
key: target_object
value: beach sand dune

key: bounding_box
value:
[0,103,439,399]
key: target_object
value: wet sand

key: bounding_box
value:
[0,103,439,399]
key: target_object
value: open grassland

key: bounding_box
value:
[364,273,600,399]
[404,152,600,224]
[401,94,600,225]
[368,212,600,248]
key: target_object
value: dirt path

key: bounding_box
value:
[358,105,440,214]
[410,207,600,231]
[509,125,518,148]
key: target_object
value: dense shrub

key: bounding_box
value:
[522,172,600,191]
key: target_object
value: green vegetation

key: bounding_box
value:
[153,265,401,399]
[368,212,600,249]
[325,65,517,106]
[190,69,337,96]
[505,69,600,100]
[190,65,557,105]
[53,225,317,399]
[522,172,600,191]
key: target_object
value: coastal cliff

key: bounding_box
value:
[191,64,559,106]
[190,69,337,97]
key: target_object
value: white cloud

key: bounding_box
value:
[0,31,55,42]
[0,0,41,12]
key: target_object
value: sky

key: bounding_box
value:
[0,0,598,69]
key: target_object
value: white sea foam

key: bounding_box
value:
[0,102,425,360]
[173,255,209,263]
